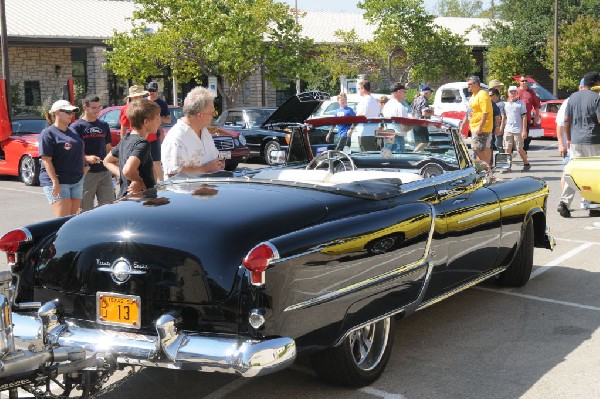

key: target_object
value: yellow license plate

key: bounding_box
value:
[96,292,141,329]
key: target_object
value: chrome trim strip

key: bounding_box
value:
[457,206,500,224]
[500,192,547,211]
[416,266,506,311]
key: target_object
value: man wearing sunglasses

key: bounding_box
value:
[517,75,541,152]
[463,76,493,165]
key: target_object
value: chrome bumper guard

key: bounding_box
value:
[12,302,296,378]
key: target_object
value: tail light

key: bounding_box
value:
[0,228,31,265]
[242,243,279,286]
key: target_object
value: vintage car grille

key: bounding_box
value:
[213,137,235,150]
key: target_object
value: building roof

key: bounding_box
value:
[5,1,488,47]
[6,0,135,40]
[299,12,488,47]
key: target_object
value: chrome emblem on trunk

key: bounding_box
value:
[97,257,147,284]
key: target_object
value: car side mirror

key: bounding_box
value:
[269,150,287,165]
[494,153,512,171]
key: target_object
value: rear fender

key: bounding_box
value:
[262,203,434,346]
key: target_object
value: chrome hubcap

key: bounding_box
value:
[347,318,390,371]
[20,157,35,183]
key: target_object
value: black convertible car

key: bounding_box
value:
[1,92,554,395]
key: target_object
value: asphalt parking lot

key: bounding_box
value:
[1,139,599,399]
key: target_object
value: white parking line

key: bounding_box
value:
[0,186,45,195]
[202,377,249,399]
[477,287,600,311]
[361,387,408,399]
[530,242,594,279]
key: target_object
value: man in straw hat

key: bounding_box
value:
[119,85,149,139]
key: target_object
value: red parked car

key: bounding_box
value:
[0,116,47,186]
[537,99,564,138]
[98,105,249,171]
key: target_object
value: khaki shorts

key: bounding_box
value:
[471,132,492,151]
[504,133,524,150]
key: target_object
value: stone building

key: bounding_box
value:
[2,0,490,114]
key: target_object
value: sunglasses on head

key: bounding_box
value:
[59,109,76,115]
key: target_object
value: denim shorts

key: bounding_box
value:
[42,178,84,204]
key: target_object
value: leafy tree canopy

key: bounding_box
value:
[483,0,600,79]
[543,15,600,90]
[434,0,487,18]
[315,0,476,89]
[105,0,315,103]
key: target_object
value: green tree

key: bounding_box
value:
[543,15,600,90]
[485,44,529,90]
[105,0,315,104]
[317,0,476,88]
[434,0,486,18]
[483,0,600,80]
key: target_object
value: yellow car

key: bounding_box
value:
[564,156,600,215]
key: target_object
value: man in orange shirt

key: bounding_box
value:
[462,76,493,164]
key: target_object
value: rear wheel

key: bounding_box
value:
[19,155,40,186]
[497,219,534,287]
[310,317,395,387]
[263,141,281,165]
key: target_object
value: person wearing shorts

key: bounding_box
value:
[462,76,493,164]
[503,86,530,172]
[38,100,86,216]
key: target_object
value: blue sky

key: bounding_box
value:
[279,0,491,14]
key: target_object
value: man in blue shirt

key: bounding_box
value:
[326,92,356,150]
[71,95,115,211]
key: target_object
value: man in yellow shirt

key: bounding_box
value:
[462,76,493,164]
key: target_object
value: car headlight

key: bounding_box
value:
[238,133,247,146]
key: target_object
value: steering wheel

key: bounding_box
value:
[306,150,357,173]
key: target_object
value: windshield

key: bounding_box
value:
[245,109,275,125]
[165,107,184,127]
[530,83,557,101]
[11,119,47,134]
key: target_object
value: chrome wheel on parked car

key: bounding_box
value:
[311,317,395,387]
[19,155,40,186]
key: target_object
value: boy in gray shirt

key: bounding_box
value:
[503,86,530,172]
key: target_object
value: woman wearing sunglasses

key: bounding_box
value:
[38,100,86,217]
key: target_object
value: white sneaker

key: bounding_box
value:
[581,199,590,209]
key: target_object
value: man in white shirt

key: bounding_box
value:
[382,82,408,118]
[354,80,380,151]
[161,86,225,179]
[382,83,409,152]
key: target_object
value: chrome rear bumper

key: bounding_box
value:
[12,302,295,378]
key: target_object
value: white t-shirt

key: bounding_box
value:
[555,97,569,144]
[161,119,219,178]
[353,94,380,139]
[356,95,380,118]
[503,99,527,134]
[382,98,408,118]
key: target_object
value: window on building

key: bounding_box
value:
[71,48,88,96]
[276,78,296,106]
[24,81,41,106]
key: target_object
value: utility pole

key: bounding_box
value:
[0,0,12,114]
[294,0,301,94]
[553,0,559,97]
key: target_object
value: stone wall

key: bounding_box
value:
[9,47,73,112]
[87,46,110,104]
